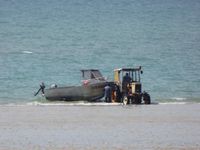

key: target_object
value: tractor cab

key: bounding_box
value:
[113,66,150,104]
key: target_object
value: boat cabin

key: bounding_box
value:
[81,69,104,80]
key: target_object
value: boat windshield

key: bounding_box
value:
[82,70,103,80]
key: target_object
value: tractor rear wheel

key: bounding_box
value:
[143,92,151,104]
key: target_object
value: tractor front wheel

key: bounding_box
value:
[123,96,128,105]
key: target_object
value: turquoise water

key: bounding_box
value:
[0,0,200,104]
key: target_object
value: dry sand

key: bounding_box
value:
[0,103,200,149]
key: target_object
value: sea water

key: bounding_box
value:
[0,0,200,104]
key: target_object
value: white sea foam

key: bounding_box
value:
[26,101,122,106]
[159,102,187,105]
[22,51,33,54]
[1,101,199,107]
[171,97,187,101]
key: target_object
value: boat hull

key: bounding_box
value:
[44,82,106,101]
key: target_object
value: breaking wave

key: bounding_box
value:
[22,51,33,54]
[158,102,188,105]
[171,97,187,101]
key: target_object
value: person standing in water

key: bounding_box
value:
[104,83,111,103]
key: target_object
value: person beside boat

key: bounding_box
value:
[104,83,111,103]
[115,84,122,102]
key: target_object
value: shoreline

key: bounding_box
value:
[0,104,200,149]
[0,99,200,107]
[1,96,200,106]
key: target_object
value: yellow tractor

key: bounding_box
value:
[112,66,151,104]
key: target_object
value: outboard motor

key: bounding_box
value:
[34,82,45,96]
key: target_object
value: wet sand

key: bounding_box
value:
[0,104,200,149]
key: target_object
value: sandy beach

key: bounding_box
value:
[0,103,200,150]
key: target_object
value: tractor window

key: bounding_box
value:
[123,72,132,84]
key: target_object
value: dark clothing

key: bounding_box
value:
[115,85,121,102]
[122,74,131,94]
[123,74,131,84]
[105,96,111,103]
[104,85,111,102]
